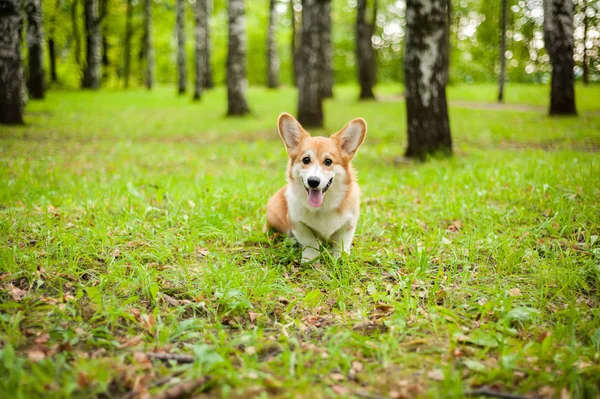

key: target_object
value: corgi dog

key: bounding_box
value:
[266,113,367,262]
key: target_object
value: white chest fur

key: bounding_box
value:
[285,183,356,240]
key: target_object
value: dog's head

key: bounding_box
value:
[277,113,367,209]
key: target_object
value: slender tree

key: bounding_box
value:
[404,0,452,160]
[203,0,213,88]
[266,0,279,88]
[356,0,376,100]
[100,0,109,80]
[25,0,45,99]
[144,0,154,89]
[582,0,589,85]
[498,0,508,102]
[194,0,207,100]
[318,0,333,98]
[543,0,577,115]
[290,0,301,86]
[82,0,102,89]
[72,0,82,69]
[176,0,186,94]
[123,0,133,88]
[297,0,322,127]
[226,0,250,116]
[48,0,60,83]
[0,0,25,124]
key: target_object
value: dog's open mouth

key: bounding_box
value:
[306,178,333,208]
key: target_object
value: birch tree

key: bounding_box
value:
[194,0,207,100]
[356,0,377,100]
[290,0,301,86]
[176,0,186,94]
[25,0,45,99]
[123,0,133,88]
[498,0,508,102]
[266,0,279,88]
[543,0,577,115]
[297,0,322,127]
[404,0,452,160]
[48,0,60,83]
[144,0,154,90]
[203,0,213,89]
[0,0,25,124]
[318,0,333,98]
[226,0,250,116]
[82,0,102,89]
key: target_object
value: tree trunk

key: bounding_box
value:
[0,0,25,124]
[297,0,322,127]
[291,0,301,87]
[582,0,589,86]
[543,0,577,115]
[144,0,154,90]
[443,0,451,85]
[72,0,81,67]
[194,0,206,100]
[498,0,507,102]
[356,0,376,100]
[203,0,213,89]
[318,0,333,99]
[123,0,132,88]
[226,0,250,116]
[266,0,279,88]
[48,0,60,83]
[25,0,45,99]
[100,0,108,80]
[176,0,186,94]
[82,0,101,89]
[404,0,452,160]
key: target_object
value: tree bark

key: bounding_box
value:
[123,0,132,88]
[203,0,213,89]
[404,0,452,160]
[82,0,101,89]
[100,0,108,80]
[318,0,333,99]
[226,0,250,116]
[498,0,507,102]
[297,0,322,127]
[194,0,206,100]
[0,0,25,124]
[582,0,589,86]
[71,0,81,68]
[48,0,60,83]
[543,0,577,115]
[25,0,45,99]
[356,0,376,100]
[291,0,301,86]
[144,0,154,90]
[176,0,186,94]
[266,0,279,88]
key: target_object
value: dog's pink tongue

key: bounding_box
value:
[308,189,323,208]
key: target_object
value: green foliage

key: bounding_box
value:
[1,84,599,397]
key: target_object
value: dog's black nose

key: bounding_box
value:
[307,177,320,188]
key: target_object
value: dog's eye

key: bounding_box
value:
[324,158,333,166]
[302,156,311,165]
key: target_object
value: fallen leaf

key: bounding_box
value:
[35,332,50,344]
[332,385,348,395]
[508,288,521,297]
[351,360,364,372]
[560,388,570,399]
[5,284,28,301]
[119,334,144,349]
[245,346,256,355]
[162,293,181,307]
[330,372,345,381]
[27,348,46,362]
[248,311,259,322]
[447,220,462,232]
[196,247,210,257]
[77,372,90,388]
[538,386,555,398]
[427,369,444,381]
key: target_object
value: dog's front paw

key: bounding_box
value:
[301,247,320,263]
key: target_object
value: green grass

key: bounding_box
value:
[1,83,599,398]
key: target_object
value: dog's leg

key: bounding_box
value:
[293,223,320,262]
[332,224,356,258]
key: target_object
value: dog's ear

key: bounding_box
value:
[331,118,367,159]
[278,113,309,154]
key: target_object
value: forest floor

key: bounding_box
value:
[1,83,599,398]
